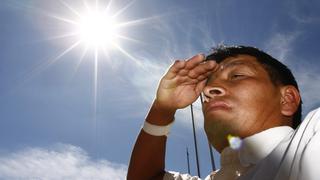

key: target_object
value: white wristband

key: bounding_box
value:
[142,121,174,137]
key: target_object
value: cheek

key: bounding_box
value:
[233,84,277,114]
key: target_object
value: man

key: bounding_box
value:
[127,45,320,179]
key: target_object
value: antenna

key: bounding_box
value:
[208,142,216,171]
[186,147,191,174]
[190,104,201,177]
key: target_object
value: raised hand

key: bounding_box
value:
[128,54,219,180]
[155,54,219,111]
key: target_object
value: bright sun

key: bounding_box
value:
[47,0,148,60]
[77,11,119,49]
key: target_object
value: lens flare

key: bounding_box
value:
[227,134,242,150]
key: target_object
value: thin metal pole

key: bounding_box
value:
[190,104,201,177]
[186,147,191,174]
[208,142,216,171]
[200,94,216,171]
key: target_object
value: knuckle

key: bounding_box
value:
[188,71,198,78]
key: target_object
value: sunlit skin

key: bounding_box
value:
[155,54,217,112]
[202,55,293,152]
[155,54,294,152]
[128,53,301,179]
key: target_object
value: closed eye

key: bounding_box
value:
[230,74,246,80]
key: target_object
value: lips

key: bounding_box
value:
[204,101,231,113]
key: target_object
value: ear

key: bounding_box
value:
[280,85,301,117]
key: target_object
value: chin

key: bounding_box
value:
[204,116,242,137]
[204,112,233,123]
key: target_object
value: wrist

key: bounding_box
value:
[142,120,174,137]
[146,100,176,126]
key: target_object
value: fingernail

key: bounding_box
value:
[207,61,216,68]
[199,53,205,59]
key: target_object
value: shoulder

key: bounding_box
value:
[299,107,320,132]
[289,107,320,179]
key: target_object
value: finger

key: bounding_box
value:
[199,60,220,82]
[195,79,207,95]
[187,61,217,78]
[185,54,205,70]
[196,70,214,83]
[177,69,189,76]
[204,71,214,79]
[164,60,186,79]
[212,61,220,72]
[175,76,189,85]
[175,75,200,86]
[182,79,199,85]
[178,60,216,77]
[197,74,206,81]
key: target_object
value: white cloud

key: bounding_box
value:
[264,32,299,62]
[0,144,127,180]
[286,0,320,24]
[130,57,168,103]
[291,14,320,24]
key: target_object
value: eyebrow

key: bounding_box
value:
[220,60,258,71]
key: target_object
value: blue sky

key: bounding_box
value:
[1,0,320,179]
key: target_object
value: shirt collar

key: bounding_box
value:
[238,126,294,167]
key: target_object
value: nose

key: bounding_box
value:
[203,86,226,102]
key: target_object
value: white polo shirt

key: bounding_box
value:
[164,107,320,180]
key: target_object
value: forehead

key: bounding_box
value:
[218,54,262,69]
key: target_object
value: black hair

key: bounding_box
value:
[205,45,302,129]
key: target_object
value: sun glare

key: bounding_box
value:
[32,0,163,150]
[77,11,118,49]
[44,0,157,62]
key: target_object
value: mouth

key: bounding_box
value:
[204,101,231,113]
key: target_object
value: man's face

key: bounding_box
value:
[202,54,284,151]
